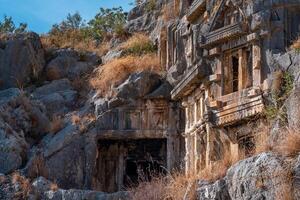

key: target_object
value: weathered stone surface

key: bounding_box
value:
[226,153,288,200]
[0,32,45,89]
[197,153,292,200]
[286,86,300,128]
[0,88,49,174]
[32,79,77,115]
[197,179,230,200]
[116,71,161,99]
[1,175,130,200]
[102,49,124,64]
[294,155,300,199]
[46,49,100,81]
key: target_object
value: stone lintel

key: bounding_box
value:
[208,47,221,57]
[171,65,206,100]
[95,130,170,140]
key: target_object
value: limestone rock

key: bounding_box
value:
[116,71,161,99]
[197,179,230,200]
[286,86,300,128]
[102,49,124,64]
[197,153,292,200]
[0,88,50,174]
[0,32,45,89]
[294,155,300,199]
[46,49,100,81]
[226,153,288,200]
[1,175,130,200]
[32,79,77,115]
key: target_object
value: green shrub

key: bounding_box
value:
[145,0,156,12]
[121,33,157,56]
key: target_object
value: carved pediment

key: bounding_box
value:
[199,0,248,47]
[210,0,242,31]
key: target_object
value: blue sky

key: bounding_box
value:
[0,0,134,33]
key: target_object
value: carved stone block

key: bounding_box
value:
[209,100,222,109]
[209,74,221,82]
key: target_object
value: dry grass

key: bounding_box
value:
[291,37,300,52]
[11,172,32,198]
[130,152,239,200]
[120,33,156,56]
[165,172,197,200]
[275,128,300,157]
[50,115,64,134]
[70,113,95,133]
[89,53,162,96]
[41,31,110,56]
[71,114,81,125]
[129,177,167,200]
[50,182,59,192]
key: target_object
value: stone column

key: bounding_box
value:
[205,124,215,169]
[253,43,261,86]
[239,48,249,90]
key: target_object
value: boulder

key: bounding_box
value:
[226,153,289,200]
[25,110,98,190]
[32,79,77,115]
[294,155,300,199]
[197,179,230,200]
[32,177,130,200]
[46,49,100,81]
[0,32,45,89]
[116,71,161,99]
[0,88,50,174]
[197,153,292,200]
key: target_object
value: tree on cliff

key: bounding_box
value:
[0,15,27,34]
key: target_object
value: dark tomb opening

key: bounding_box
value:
[232,55,239,92]
[94,139,167,192]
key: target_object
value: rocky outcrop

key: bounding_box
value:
[0,174,129,200]
[197,153,293,200]
[31,79,77,116]
[0,32,45,90]
[0,88,50,174]
[94,71,171,116]
[45,49,100,81]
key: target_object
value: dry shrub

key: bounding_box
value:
[291,37,300,52]
[198,150,240,183]
[41,32,109,56]
[90,53,162,96]
[50,182,59,192]
[165,172,197,200]
[130,151,242,200]
[161,2,179,22]
[71,114,81,125]
[71,113,95,133]
[11,172,32,198]
[129,177,167,200]
[50,115,64,134]
[276,128,300,157]
[254,126,273,155]
[120,33,156,56]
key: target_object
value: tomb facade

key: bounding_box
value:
[162,0,300,172]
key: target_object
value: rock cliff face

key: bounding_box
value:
[0,32,45,90]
